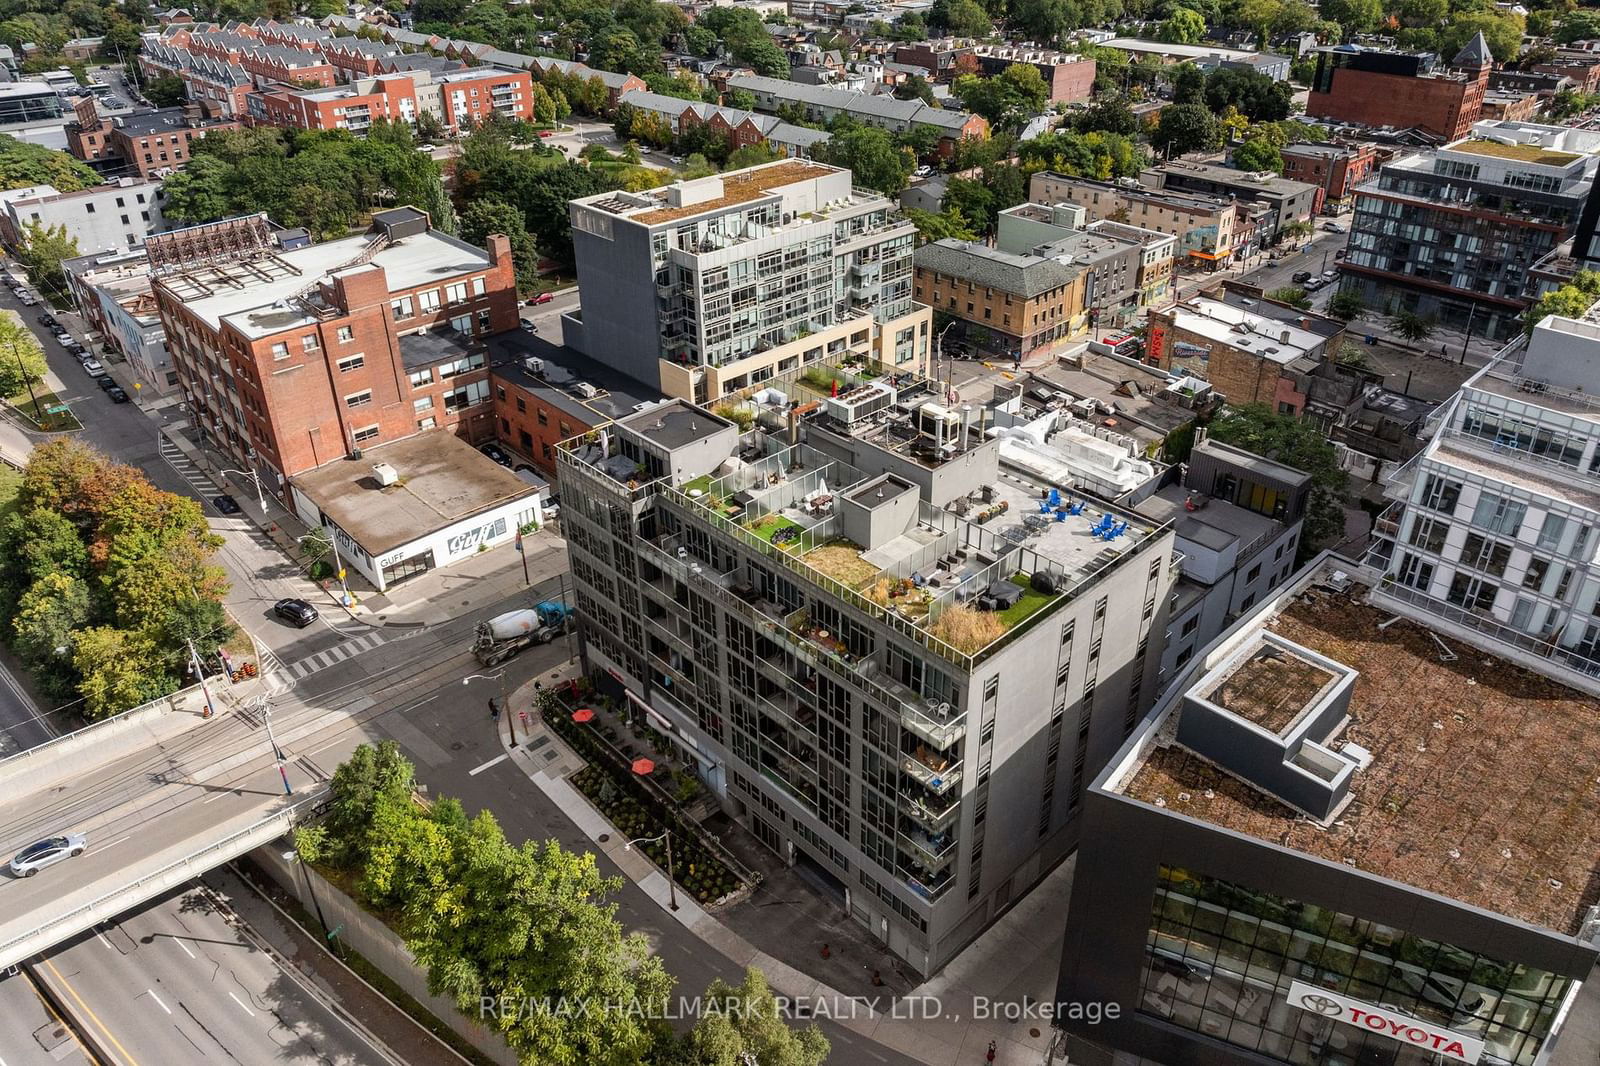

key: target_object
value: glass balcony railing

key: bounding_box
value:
[903,747,961,794]
[900,792,960,832]
[899,827,957,870]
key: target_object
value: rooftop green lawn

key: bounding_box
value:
[997,573,1059,628]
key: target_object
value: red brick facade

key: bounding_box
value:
[1279,143,1378,209]
[156,229,518,483]
[492,382,595,476]
[1307,65,1487,141]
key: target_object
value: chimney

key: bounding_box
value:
[1280,329,1291,343]
[486,232,512,268]
[184,98,203,125]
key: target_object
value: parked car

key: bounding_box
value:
[1323,221,1347,233]
[480,442,512,467]
[1291,271,1313,284]
[94,374,117,391]
[35,313,54,327]
[1334,248,1348,260]
[520,317,538,332]
[212,494,240,514]
[537,129,553,138]
[17,295,36,306]
[274,598,319,628]
[9,833,86,877]
[1303,277,1327,292]
[106,385,129,403]
[530,292,553,305]
[1323,269,1340,281]
[81,358,104,374]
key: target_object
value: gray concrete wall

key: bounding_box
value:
[569,213,662,389]
[838,474,918,551]
[251,844,519,1066]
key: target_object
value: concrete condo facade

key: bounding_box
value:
[1365,307,1600,695]
[1341,120,1600,342]
[566,160,932,406]
[558,375,1177,976]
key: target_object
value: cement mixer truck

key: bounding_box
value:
[472,602,573,666]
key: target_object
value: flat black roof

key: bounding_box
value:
[398,328,481,370]
[486,332,662,423]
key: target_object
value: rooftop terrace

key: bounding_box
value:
[606,160,837,226]
[1116,571,1600,935]
[1449,138,1581,167]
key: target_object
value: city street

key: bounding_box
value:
[33,874,398,1066]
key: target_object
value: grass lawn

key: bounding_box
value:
[997,574,1058,628]
[748,513,803,549]
[682,474,714,496]
[9,389,80,431]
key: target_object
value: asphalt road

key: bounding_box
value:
[0,970,91,1066]
[33,874,398,1066]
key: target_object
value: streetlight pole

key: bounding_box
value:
[262,703,291,795]
[186,638,216,719]
[218,465,267,513]
[11,339,40,423]
[462,672,510,743]
[935,320,956,402]
[625,831,678,911]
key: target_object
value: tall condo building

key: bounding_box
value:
[558,373,1177,975]
[1365,306,1600,696]
[564,160,932,406]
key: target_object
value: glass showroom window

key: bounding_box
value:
[1139,865,1569,1066]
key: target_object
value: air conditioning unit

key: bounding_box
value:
[373,462,399,486]
[570,382,600,399]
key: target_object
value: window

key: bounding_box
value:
[478,309,492,332]
[1447,571,1497,612]
[345,389,372,408]
[1246,563,1262,583]
[352,424,380,444]
[446,282,468,303]
[1407,515,1449,554]
[1396,552,1433,591]
[1472,493,1526,537]
[418,289,441,312]
[337,325,354,343]
[443,380,491,411]
[516,397,526,413]
[408,368,432,388]
[414,395,433,412]
[270,341,289,360]
[536,409,548,425]
[391,297,414,320]
[1180,615,1199,637]
[1459,532,1511,577]
[472,276,486,296]
[337,354,364,372]
[302,334,319,351]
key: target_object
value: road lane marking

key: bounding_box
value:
[227,991,255,1017]
[174,939,196,959]
[145,989,171,1015]
[41,958,141,1066]
[468,753,508,776]
[89,835,129,856]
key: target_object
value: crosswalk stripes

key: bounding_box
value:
[159,435,225,501]
[284,629,388,681]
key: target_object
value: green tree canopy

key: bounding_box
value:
[1151,102,1222,156]
[0,135,99,193]
[0,314,46,398]
[1265,285,1311,309]
[1439,11,1523,62]
[1320,0,1383,34]
[904,206,980,243]
[1205,405,1348,559]
[1156,7,1206,42]
[1232,136,1283,173]
[460,199,539,294]
[813,121,913,195]
[930,0,994,35]
[146,74,186,108]
[1524,270,1600,333]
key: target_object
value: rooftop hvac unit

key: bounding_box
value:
[570,382,600,399]
[523,356,545,375]
[823,380,897,423]
[372,462,399,487]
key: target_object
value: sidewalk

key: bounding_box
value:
[500,675,1070,1066]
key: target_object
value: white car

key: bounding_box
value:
[9,833,86,877]
[17,295,36,306]
[81,358,104,374]
[1322,221,1347,233]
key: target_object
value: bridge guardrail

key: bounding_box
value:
[0,788,325,969]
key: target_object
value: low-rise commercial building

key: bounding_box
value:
[68,102,241,177]
[1056,554,1598,1066]
[149,208,519,506]
[1142,161,1320,251]
[1307,35,1493,141]
[1,178,167,255]
[997,203,1177,311]
[1479,88,1541,123]
[890,39,1096,103]
[1277,141,1378,215]
[1029,173,1239,269]
[63,248,180,395]
[1145,292,1347,412]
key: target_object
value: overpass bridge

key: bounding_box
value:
[0,684,360,971]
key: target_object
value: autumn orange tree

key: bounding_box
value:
[0,440,229,718]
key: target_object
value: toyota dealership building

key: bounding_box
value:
[1055,555,1599,1066]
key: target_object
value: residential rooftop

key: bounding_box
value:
[154,224,493,339]
[1449,138,1581,166]
[580,159,840,226]
[291,430,535,555]
[1164,295,1326,366]
[1111,561,1600,935]
[486,333,664,424]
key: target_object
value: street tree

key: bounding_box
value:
[0,135,100,193]
[814,122,912,195]
[904,207,979,242]
[679,967,831,1065]
[1388,307,1437,344]
[1232,136,1283,173]
[73,626,176,720]
[11,572,90,690]
[1205,404,1348,559]
[1266,285,1311,309]
[146,74,186,107]
[0,315,47,398]
[460,199,539,294]
[1151,103,1222,157]
[1327,289,1366,321]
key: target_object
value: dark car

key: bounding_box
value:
[274,598,319,628]
[35,313,54,327]
[1291,271,1313,284]
[480,443,512,467]
[212,494,241,515]
[95,374,117,391]
[106,386,129,403]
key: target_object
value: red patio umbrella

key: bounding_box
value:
[631,757,656,776]
[571,709,596,723]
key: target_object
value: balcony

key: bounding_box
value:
[903,746,961,794]
[900,792,960,832]
[899,826,957,870]
[905,867,954,902]
[898,698,966,750]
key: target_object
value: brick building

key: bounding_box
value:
[1145,292,1346,412]
[1030,172,1240,269]
[149,208,519,501]
[1307,34,1492,140]
[1480,88,1542,122]
[1277,141,1378,214]
[892,39,1095,103]
[68,101,242,177]
[913,238,1094,358]
[256,67,532,135]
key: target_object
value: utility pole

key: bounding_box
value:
[11,339,40,425]
[187,638,216,718]
[1460,302,1477,365]
[263,704,291,795]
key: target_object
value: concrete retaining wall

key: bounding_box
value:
[251,843,519,1066]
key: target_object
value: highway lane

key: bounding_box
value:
[0,971,91,1066]
[34,874,400,1066]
